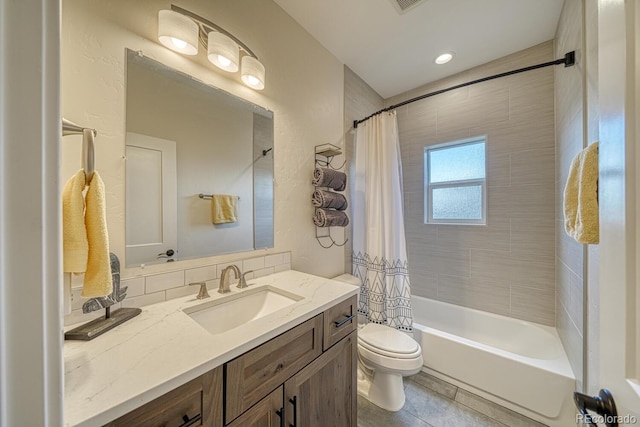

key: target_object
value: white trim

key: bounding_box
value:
[0,0,63,425]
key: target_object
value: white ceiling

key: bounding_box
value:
[273,0,565,99]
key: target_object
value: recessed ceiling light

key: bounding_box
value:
[435,52,454,65]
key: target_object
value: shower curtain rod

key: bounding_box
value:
[353,51,576,129]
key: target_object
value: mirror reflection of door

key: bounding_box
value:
[125,132,177,265]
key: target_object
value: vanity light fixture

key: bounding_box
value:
[157,5,266,90]
[435,52,454,65]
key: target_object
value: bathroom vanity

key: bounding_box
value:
[64,270,358,427]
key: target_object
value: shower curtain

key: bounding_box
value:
[352,111,413,331]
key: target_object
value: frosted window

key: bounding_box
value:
[432,186,483,220]
[424,137,486,224]
[429,142,485,183]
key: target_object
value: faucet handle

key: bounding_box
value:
[238,271,254,289]
[189,282,210,299]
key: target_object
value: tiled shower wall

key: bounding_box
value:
[386,42,557,326]
[555,0,596,392]
[65,251,291,326]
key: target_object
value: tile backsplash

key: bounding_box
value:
[65,251,292,326]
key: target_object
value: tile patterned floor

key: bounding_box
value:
[357,372,546,427]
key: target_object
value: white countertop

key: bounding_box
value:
[64,270,358,427]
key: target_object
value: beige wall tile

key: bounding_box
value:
[185,265,218,284]
[510,219,555,256]
[145,270,185,293]
[510,148,555,187]
[510,285,555,325]
[436,220,510,252]
[438,274,511,316]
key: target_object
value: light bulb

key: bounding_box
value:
[217,55,232,67]
[246,75,260,87]
[171,38,187,49]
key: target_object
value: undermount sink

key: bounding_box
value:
[183,285,303,335]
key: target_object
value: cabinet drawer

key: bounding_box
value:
[225,314,323,424]
[323,295,357,350]
[105,367,222,427]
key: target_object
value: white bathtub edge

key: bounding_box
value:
[421,367,576,427]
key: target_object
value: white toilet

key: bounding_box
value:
[334,274,424,411]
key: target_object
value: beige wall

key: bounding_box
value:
[555,0,587,391]
[387,42,557,326]
[61,0,346,290]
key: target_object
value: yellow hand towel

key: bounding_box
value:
[211,194,238,224]
[563,142,599,244]
[82,171,113,297]
[63,169,88,273]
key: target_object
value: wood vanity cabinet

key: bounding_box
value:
[105,367,223,427]
[224,299,357,427]
[105,295,357,427]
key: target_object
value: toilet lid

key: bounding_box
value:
[358,323,420,357]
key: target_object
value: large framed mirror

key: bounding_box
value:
[125,49,274,267]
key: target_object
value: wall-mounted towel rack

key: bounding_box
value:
[62,118,97,185]
[198,193,240,200]
[313,144,348,249]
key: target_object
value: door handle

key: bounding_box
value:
[157,249,175,258]
[574,389,618,427]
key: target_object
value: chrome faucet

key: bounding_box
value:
[219,265,241,293]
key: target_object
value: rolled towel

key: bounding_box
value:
[312,189,348,210]
[312,167,347,191]
[313,208,349,227]
[563,142,599,244]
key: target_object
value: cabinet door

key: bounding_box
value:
[227,386,283,427]
[284,332,357,427]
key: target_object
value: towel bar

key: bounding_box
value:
[62,118,97,185]
[198,193,240,200]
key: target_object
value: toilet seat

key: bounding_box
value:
[358,323,421,359]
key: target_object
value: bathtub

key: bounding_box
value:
[411,296,575,427]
